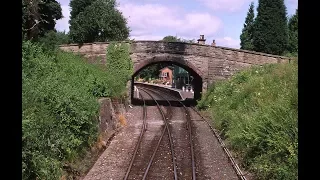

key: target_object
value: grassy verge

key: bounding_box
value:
[197,61,297,180]
[22,41,131,179]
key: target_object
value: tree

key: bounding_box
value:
[162,35,181,42]
[38,0,63,37]
[252,0,288,55]
[240,2,255,51]
[37,30,70,51]
[138,64,160,80]
[287,9,298,55]
[162,35,195,43]
[22,0,62,40]
[69,0,130,43]
[138,62,173,80]
[69,0,96,19]
[106,42,133,96]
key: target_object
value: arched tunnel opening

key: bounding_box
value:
[131,61,203,106]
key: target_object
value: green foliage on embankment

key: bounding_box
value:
[197,61,298,180]
[22,41,132,179]
[105,42,133,95]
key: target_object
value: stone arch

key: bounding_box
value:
[133,54,204,79]
[131,54,204,101]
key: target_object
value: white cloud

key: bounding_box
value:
[197,0,251,12]
[55,5,70,32]
[54,1,224,40]
[119,4,180,30]
[118,3,222,40]
[180,13,222,37]
[215,37,240,49]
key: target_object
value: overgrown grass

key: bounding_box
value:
[197,61,297,180]
[22,41,131,179]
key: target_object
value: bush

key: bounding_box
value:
[197,61,298,180]
[106,42,133,97]
[22,41,121,179]
[37,30,70,54]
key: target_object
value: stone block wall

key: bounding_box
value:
[59,41,292,93]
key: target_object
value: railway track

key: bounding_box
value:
[189,106,247,180]
[138,87,197,180]
[124,88,178,180]
[139,85,247,180]
[124,91,148,180]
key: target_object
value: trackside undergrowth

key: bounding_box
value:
[197,60,297,180]
[22,41,132,179]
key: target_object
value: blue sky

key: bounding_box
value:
[56,0,298,49]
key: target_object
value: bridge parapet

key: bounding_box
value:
[59,41,293,97]
[59,41,291,63]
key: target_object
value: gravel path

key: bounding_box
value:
[83,106,143,180]
[189,108,239,180]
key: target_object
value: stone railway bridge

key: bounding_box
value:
[59,41,292,101]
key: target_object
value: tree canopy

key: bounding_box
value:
[287,9,298,55]
[22,0,62,40]
[69,0,130,43]
[240,2,255,51]
[37,30,70,51]
[252,0,288,55]
[69,0,96,19]
[162,35,181,42]
[162,35,195,43]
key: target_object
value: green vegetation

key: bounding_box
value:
[162,35,195,43]
[69,0,96,19]
[22,40,132,179]
[69,0,130,43]
[105,42,133,95]
[240,2,255,51]
[37,30,70,52]
[240,1,298,56]
[197,61,297,180]
[286,9,298,57]
[252,0,288,55]
[138,64,161,80]
[137,63,172,80]
[22,0,133,176]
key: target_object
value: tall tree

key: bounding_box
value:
[240,2,255,51]
[22,0,62,40]
[69,0,130,43]
[69,0,96,19]
[252,0,288,55]
[287,9,298,55]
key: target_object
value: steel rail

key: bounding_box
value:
[140,86,197,180]
[138,87,178,180]
[189,106,247,180]
[136,84,247,180]
[123,91,147,180]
